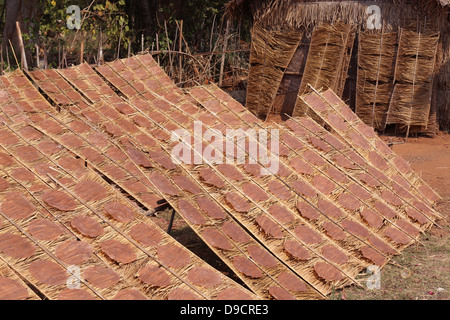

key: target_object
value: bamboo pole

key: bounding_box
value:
[406,30,421,140]
[219,20,230,87]
[80,37,84,65]
[164,21,174,77]
[179,29,200,79]
[371,24,385,128]
[98,29,104,66]
[58,41,61,68]
[156,33,160,64]
[15,21,28,70]
[178,20,183,83]
[6,42,10,71]
[35,44,39,68]
[8,39,19,69]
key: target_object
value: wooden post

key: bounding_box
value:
[219,20,230,87]
[35,44,39,68]
[208,14,216,81]
[15,21,28,70]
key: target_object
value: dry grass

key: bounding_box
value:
[334,219,449,300]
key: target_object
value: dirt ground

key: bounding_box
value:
[150,132,450,300]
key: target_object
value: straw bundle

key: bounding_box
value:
[394,31,439,84]
[385,29,439,131]
[386,83,434,127]
[246,22,303,118]
[335,29,356,97]
[355,32,397,130]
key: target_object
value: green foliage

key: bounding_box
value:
[0,0,250,78]
[37,0,130,64]
[156,0,230,52]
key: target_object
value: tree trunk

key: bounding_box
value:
[2,0,41,68]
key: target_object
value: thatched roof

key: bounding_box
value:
[225,0,449,31]
[226,0,450,14]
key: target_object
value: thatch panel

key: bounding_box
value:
[356,81,394,130]
[300,87,442,205]
[385,82,434,127]
[292,22,354,117]
[273,39,309,118]
[385,29,439,132]
[335,28,356,97]
[274,74,303,119]
[246,23,303,118]
[357,32,398,82]
[246,63,285,117]
[355,31,397,130]
[394,34,439,84]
